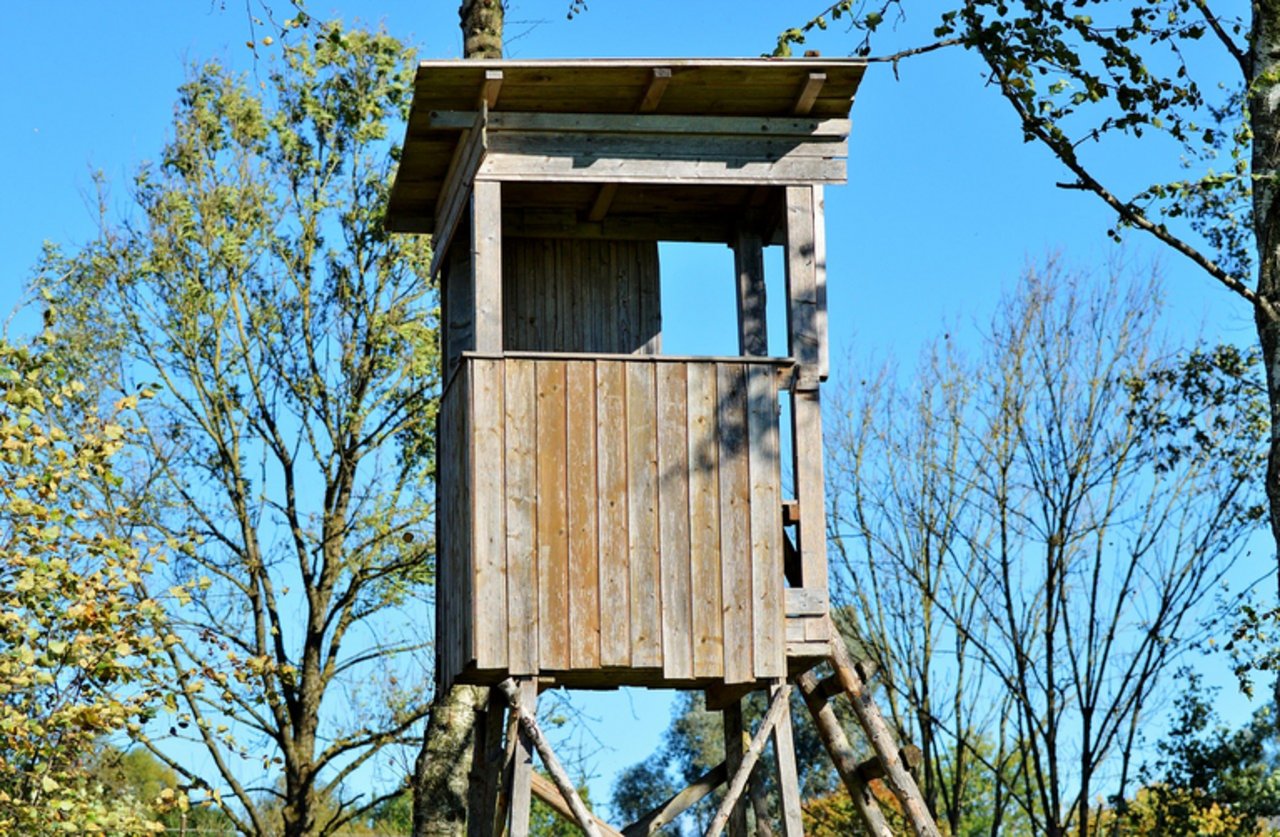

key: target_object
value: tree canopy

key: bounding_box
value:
[33,20,438,836]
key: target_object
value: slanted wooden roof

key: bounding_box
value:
[385,58,866,234]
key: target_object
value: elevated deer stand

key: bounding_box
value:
[387,59,940,837]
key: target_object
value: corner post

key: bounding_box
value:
[472,178,503,352]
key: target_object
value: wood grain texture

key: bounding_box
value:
[716,363,753,685]
[784,185,820,371]
[626,362,662,668]
[505,360,538,675]
[733,231,767,357]
[596,360,631,667]
[472,179,503,352]
[747,365,785,678]
[686,363,724,679]
[502,239,660,354]
[566,360,602,670]
[656,363,693,680]
[471,359,508,671]
[791,386,829,641]
[536,362,570,671]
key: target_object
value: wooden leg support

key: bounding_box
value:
[769,682,805,837]
[705,685,794,837]
[828,628,941,837]
[505,679,537,837]
[795,670,892,837]
[467,688,508,837]
[496,678,605,837]
[721,701,749,837]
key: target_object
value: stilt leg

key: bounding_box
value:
[722,700,749,837]
[769,682,804,837]
[829,629,940,837]
[468,688,507,837]
[506,678,538,837]
[795,670,891,837]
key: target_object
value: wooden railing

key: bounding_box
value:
[437,351,804,689]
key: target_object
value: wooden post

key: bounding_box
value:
[784,186,829,620]
[705,685,793,837]
[721,701,749,836]
[505,678,538,837]
[795,670,892,837]
[769,682,805,837]
[467,688,507,837]
[496,678,605,837]
[829,630,941,837]
[733,229,767,357]
[472,179,503,352]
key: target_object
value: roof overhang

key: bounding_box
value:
[385,58,866,235]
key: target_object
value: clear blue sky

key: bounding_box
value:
[0,0,1260,821]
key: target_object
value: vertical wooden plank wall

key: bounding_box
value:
[502,239,661,355]
[439,355,787,688]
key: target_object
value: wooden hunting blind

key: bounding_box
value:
[387,58,942,837]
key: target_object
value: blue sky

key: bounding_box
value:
[0,0,1263,822]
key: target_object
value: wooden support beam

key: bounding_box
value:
[430,106,489,278]
[481,69,504,109]
[477,141,846,186]
[530,774,625,837]
[496,678,606,837]
[828,629,941,837]
[622,763,728,836]
[705,685,794,837]
[796,670,892,837]
[769,682,805,837]
[587,183,619,222]
[793,72,827,116]
[467,688,507,837]
[733,229,767,357]
[423,110,851,137]
[789,385,828,617]
[637,67,672,112]
[812,184,829,379]
[721,702,749,836]
[471,179,503,352]
[506,679,538,837]
[784,185,826,377]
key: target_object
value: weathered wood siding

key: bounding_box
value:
[502,239,661,355]
[437,352,790,689]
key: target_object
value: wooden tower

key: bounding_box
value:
[387,59,940,837]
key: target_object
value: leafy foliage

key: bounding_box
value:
[0,342,168,833]
[33,21,437,836]
[1118,671,1280,835]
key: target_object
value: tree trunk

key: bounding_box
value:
[1251,1,1280,711]
[414,685,487,836]
[414,9,504,834]
[459,0,504,59]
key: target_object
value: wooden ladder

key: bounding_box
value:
[467,622,941,837]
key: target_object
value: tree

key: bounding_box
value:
[0,340,168,834]
[1116,671,1280,835]
[777,0,1280,682]
[825,260,1265,836]
[612,691,832,836]
[35,21,438,837]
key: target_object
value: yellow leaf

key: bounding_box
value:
[41,775,58,792]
